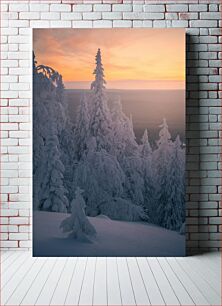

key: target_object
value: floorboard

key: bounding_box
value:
[1,251,220,306]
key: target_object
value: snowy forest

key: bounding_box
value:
[33,48,185,243]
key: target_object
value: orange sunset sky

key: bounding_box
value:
[33,28,185,90]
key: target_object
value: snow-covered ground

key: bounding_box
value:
[33,211,185,256]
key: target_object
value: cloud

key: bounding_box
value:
[33,28,185,89]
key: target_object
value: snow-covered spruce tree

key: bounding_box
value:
[110,96,138,159]
[54,74,67,135]
[33,53,69,211]
[140,129,155,222]
[88,48,113,152]
[60,187,96,241]
[172,135,186,227]
[33,54,54,209]
[40,124,69,213]
[109,99,144,207]
[59,120,76,203]
[74,147,126,214]
[153,119,183,231]
[74,94,90,160]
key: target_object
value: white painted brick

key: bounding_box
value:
[133,5,143,12]
[19,75,31,83]
[73,4,92,12]
[1,44,8,52]
[19,43,31,52]
[19,122,31,131]
[1,186,18,194]
[153,20,171,28]
[1,91,18,99]
[132,20,143,27]
[209,4,219,12]
[72,20,93,28]
[199,36,217,44]
[208,44,221,52]
[1,225,18,233]
[113,20,132,27]
[9,20,29,28]
[1,36,7,44]
[61,12,82,20]
[94,4,111,12]
[0,68,9,77]
[1,27,18,35]
[0,218,8,225]
[19,60,30,68]
[112,4,132,12]
[8,36,28,44]
[9,114,29,123]
[200,12,221,20]
[0,194,8,202]
[19,209,30,217]
[50,21,72,28]
[189,4,207,12]
[123,12,164,19]
[41,12,60,20]
[1,60,18,67]
[83,12,102,20]
[1,169,18,178]
[190,20,218,28]
[209,60,221,68]
[9,99,29,107]
[19,240,31,248]
[1,4,8,12]
[1,138,18,146]
[10,83,29,92]
[19,226,30,233]
[30,20,50,28]
[179,12,198,20]
[50,4,71,12]
[2,12,19,21]
[1,55,11,65]
[93,20,112,28]
[8,146,30,154]
[2,122,18,132]
[8,51,30,60]
[172,20,188,28]
[1,233,9,240]
[9,233,29,240]
[9,3,29,12]
[29,4,49,12]
[19,12,40,20]
[8,44,18,51]
[165,13,178,20]
[143,5,165,12]
[142,20,153,27]
[1,100,8,107]
[1,241,18,248]
[166,5,188,12]
[102,12,122,20]
[9,68,30,75]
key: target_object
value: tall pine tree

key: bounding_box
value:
[88,49,112,152]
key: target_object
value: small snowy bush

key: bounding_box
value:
[60,187,96,242]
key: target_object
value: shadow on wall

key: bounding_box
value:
[186,33,201,256]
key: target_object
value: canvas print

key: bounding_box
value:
[33,29,186,256]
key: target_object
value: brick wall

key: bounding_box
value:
[0,0,221,254]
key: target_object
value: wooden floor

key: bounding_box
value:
[1,251,221,306]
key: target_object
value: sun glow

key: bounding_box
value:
[34,28,185,90]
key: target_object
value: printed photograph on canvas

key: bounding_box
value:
[33,29,186,256]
